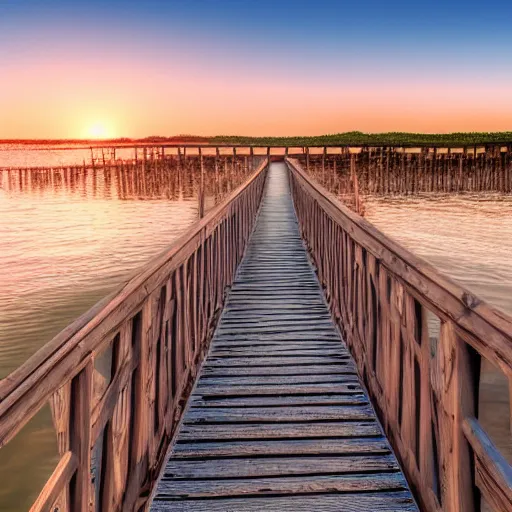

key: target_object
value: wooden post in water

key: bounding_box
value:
[322,146,326,186]
[232,147,237,188]
[350,152,361,214]
[458,148,465,192]
[225,154,230,193]
[198,147,205,218]
[506,144,511,193]
[215,147,220,199]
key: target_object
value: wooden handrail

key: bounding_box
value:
[0,159,268,511]
[286,157,512,512]
[463,418,512,511]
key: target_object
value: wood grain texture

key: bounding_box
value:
[150,164,417,511]
[151,492,418,512]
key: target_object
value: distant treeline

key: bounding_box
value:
[211,131,512,147]
[3,131,512,147]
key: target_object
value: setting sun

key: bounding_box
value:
[85,122,111,139]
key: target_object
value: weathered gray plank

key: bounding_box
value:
[157,473,409,499]
[200,365,356,376]
[185,405,375,423]
[204,357,351,367]
[163,454,399,479]
[195,375,360,386]
[193,384,363,396]
[177,422,382,441]
[190,394,368,408]
[172,437,391,458]
[211,349,347,358]
[151,492,418,511]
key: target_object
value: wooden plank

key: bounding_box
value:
[189,394,368,407]
[156,472,409,498]
[177,421,382,441]
[193,383,363,396]
[184,404,375,423]
[205,356,351,367]
[195,375,359,386]
[151,492,418,511]
[172,437,391,458]
[200,365,356,376]
[211,344,345,354]
[162,454,399,479]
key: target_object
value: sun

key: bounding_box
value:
[86,122,110,140]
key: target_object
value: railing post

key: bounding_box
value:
[434,321,479,512]
[70,361,93,512]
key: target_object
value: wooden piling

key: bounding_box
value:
[198,148,205,218]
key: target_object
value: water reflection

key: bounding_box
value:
[1,156,260,203]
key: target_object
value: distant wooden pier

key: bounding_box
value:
[0,157,511,512]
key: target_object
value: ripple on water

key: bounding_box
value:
[364,193,512,317]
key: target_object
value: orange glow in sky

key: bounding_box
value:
[2,54,512,140]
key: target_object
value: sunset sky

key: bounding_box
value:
[1,0,512,139]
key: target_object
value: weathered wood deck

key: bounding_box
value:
[150,163,418,511]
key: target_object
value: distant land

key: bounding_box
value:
[2,131,512,147]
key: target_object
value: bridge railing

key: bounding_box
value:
[287,157,512,512]
[0,159,268,512]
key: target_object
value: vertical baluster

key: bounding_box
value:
[70,361,93,512]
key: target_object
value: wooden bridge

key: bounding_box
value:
[1,158,511,512]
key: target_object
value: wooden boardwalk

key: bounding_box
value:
[150,163,418,511]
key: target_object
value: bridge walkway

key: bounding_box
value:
[150,163,418,511]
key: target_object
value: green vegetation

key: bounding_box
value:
[210,131,512,147]
[3,131,512,147]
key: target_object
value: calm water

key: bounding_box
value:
[364,194,512,317]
